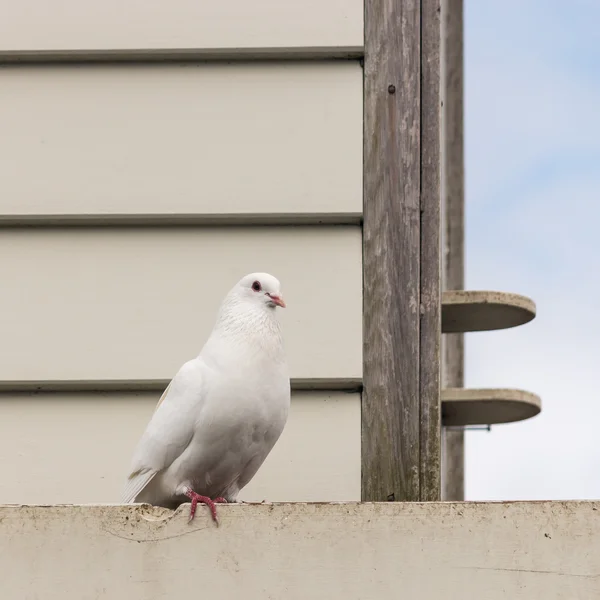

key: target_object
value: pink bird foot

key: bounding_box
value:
[185,489,227,525]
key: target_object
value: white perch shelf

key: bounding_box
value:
[442,387,542,426]
[442,290,536,333]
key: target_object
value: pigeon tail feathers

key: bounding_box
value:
[121,469,157,504]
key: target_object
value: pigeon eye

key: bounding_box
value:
[251,281,262,292]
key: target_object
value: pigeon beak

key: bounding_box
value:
[267,293,286,308]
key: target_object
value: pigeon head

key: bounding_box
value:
[233,272,286,310]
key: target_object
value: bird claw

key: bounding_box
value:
[185,490,228,526]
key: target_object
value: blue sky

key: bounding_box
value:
[464,0,600,499]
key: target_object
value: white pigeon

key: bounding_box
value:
[121,272,290,525]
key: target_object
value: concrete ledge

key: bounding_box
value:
[1,502,598,598]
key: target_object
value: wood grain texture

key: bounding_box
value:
[442,335,465,498]
[441,0,465,501]
[362,0,441,502]
[419,0,442,502]
[362,0,421,502]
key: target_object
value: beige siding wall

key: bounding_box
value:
[0,0,363,55]
[0,392,360,504]
[0,63,362,221]
[0,227,362,383]
[0,2,363,507]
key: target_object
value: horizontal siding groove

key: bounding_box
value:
[0,379,363,394]
[0,0,363,63]
[0,48,364,64]
[0,214,363,228]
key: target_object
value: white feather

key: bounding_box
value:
[121,469,156,504]
[121,272,291,510]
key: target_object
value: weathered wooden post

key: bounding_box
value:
[441,0,466,501]
[362,0,442,502]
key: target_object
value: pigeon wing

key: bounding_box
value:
[121,359,205,503]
